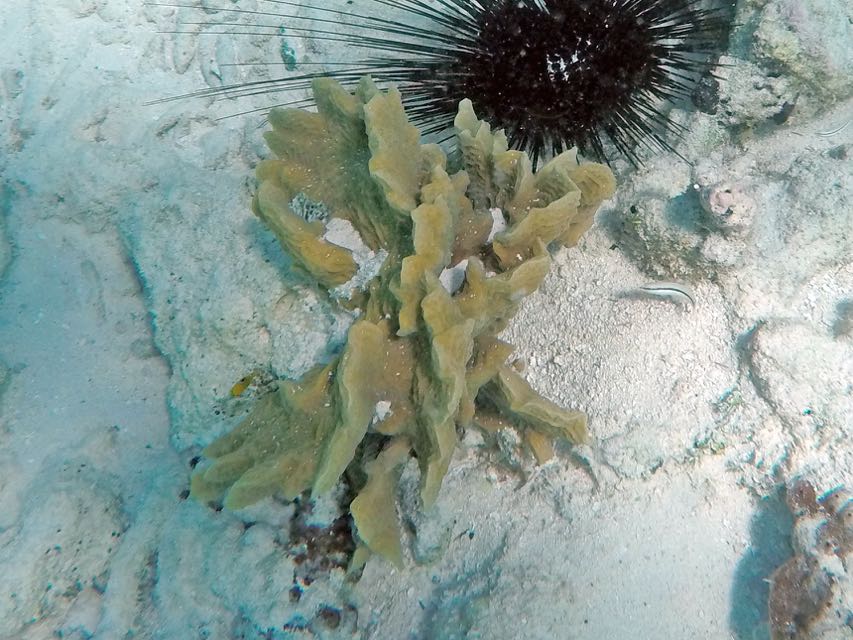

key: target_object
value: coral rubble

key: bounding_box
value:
[769,481,852,640]
[191,76,615,567]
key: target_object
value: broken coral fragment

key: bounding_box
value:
[193,77,616,567]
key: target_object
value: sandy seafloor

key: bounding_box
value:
[0,0,851,639]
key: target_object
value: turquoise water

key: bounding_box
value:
[0,1,850,638]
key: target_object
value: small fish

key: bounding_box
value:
[817,120,850,137]
[230,371,260,397]
[637,281,696,306]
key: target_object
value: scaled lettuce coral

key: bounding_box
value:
[191,77,616,568]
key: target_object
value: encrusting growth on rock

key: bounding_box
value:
[768,481,853,640]
[191,76,616,568]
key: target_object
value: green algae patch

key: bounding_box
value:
[192,77,616,567]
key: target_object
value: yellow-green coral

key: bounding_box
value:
[192,76,616,568]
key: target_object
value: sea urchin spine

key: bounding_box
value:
[155,0,735,164]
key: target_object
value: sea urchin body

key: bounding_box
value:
[161,0,734,164]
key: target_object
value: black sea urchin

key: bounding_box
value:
[156,0,734,165]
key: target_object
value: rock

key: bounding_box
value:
[769,481,853,640]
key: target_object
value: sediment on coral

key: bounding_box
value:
[191,76,616,567]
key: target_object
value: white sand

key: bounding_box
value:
[0,1,850,638]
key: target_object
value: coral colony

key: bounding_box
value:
[191,77,615,568]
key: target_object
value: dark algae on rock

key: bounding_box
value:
[190,76,616,568]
